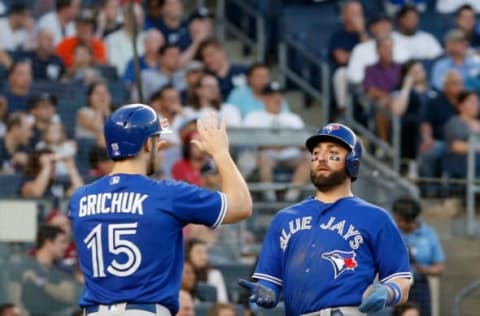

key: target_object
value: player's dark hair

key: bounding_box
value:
[35,224,65,249]
[246,62,269,78]
[457,90,477,105]
[207,303,236,316]
[396,4,418,20]
[184,238,211,282]
[392,197,422,222]
[392,301,420,316]
[56,0,73,11]
[0,303,16,316]
[456,4,475,17]
[24,148,54,178]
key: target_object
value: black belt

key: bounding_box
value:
[84,303,157,314]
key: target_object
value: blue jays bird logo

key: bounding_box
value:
[324,124,341,133]
[321,250,358,279]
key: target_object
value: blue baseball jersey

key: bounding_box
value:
[68,174,227,314]
[253,196,411,316]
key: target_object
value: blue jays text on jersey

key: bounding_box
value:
[69,174,227,315]
[252,196,412,316]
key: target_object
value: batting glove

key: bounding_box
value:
[238,279,278,308]
[358,283,389,313]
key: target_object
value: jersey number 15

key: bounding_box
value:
[84,222,142,278]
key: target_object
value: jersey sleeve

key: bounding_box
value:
[169,180,227,228]
[252,215,283,288]
[375,214,412,283]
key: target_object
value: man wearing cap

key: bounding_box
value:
[243,82,310,202]
[0,2,34,51]
[55,9,107,68]
[430,28,480,90]
[347,14,410,85]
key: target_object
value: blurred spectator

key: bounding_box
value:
[0,112,33,174]
[392,198,445,316]
[64,43,104,84]
[198,38,247,100]
[27,93,60,145]
[201,160,220,191]
[391,60,434,163]
[139,43,186,101]
[44,210,77,266]
[456,5,480,48]
[95,0,123,38]
[393,5,442,59]
[363,35,402,143]
[431,29,480,90]
[185,73,242,127]
[437,0,480,13]
[384,0,426,15]
[144,0,187,47]
[8,225,79,316]
[75,81,112,139]
[19,28,65,81]
[227,63,288,118]
[88,145,113,177]
[177,289,195,316]
[347,14,410,84]
[21,149,83,198]
[185,238,228,303]
[0,49,13,70]
[36,0,80,46]
[4,61,32,113]
[0,303,22,316]
[444,90,480,178]
[0,96,7,138]
[181,260,200,301]
[181,8,213,67]
[419,71,463,186]
[329,1,369,111]
[172,131,205,186]
[181,60,204,104]
[35,122,77,177]
[123,29,164,86]
[243,82,309,202]
[392,302,421,316]
[105,3,145,77]
[208,303,236,316]
[0,2,34,51]
[55,9,107,69]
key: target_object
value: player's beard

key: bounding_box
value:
[310,167,349,192]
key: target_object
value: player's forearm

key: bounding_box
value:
[389,278,411,305]
[213,151,252,223]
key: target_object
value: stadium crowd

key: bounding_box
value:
[0,0,471,315]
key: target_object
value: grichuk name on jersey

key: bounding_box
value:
[79,192,148,217]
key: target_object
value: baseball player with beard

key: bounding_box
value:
[69,104,252,316]
[240,123,412,316]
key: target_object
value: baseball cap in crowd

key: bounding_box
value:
[75,9,96,24]
[185,60,204,74]
[444,29,467,43]
[189,7,214,21]
[28,93,58,109]
[261,81,283,95]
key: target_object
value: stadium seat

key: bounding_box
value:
[0,174,23,198]
[194,302,212,316]
[96,65,119,81]
[196,282,218,302]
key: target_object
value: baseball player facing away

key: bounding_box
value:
[69,104,252,316]
[240,123,412,316]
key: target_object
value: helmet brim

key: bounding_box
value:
[305,134,353,152]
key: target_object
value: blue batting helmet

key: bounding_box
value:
[305,123,362,180]
[104,104,170,159]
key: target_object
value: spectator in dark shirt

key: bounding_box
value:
[4,61,32,113]
[19,28,65,81]
[456,4,480,48]
[198,38,247,100]
[0,112,33,174]
[419,71,463,186]
[363,35,402,142]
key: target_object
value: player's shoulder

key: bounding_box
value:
[348,197,393,220]
[275,198,317,218]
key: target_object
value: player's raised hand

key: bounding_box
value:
[191,112,229,157]
[358,283,389,313]
[238,279,277,309]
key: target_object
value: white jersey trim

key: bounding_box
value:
[211,192,227,228]
[380,272,413,283]
[252,273,283,286]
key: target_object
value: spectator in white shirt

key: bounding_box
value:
[0,3,34,51]
[243,82,310,202]
[393,5,443,59]
[347,14,410,84]
[36,0,80,46]
[437,0,480,13]
[105,3,145,77]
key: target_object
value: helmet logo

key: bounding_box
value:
[111,143,120,156]
[324,124,341,133]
